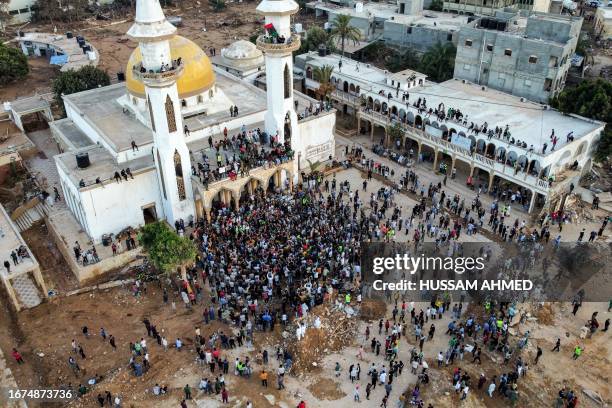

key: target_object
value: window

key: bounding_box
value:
[524,79,532,87]
[9,9,19,15]
[528,55,538,64]
[465,39,473,47]
[486,44,493,52]
[283,64,291,99]
[209,89,214,98]
[174,150,186,201]
[447,33,453,41]
[147,95,155,131]
[504,49,512,56]
[463,64,470,70]
[197,95,203,104]
[165,95,177,133]
[19,7,28,13]
[543,78,552,92]
[181,99,187,107]
[156,150,166,199]
[407,26,412,34]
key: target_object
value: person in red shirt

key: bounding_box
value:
[221,387,229,403]
[12,348,24,364]
[297,401,306,408]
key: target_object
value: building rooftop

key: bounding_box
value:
[389,11,470,30]
[0,204,39,280]
[63,71,274,155]
[17,32,99,72]
[50,119,94,150]
[308,0,398,19]
[402,79,603,154]
[63,84,152,154]
[54,144,156,190]
[298,52,426,94]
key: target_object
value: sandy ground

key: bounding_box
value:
[0,160,609,408]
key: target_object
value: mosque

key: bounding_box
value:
[49,0,335,242]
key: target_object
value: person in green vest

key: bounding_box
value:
[572,345,583,360]
[345,293,351,304]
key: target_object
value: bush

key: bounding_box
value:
[0,44,29,85]
[52,65,110,115]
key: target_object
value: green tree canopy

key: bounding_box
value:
[52,65,110,115]
[386,122,404,145]
[0,43,29,85]
[418,42,456,83]
[428,0,443,11]
[300,26,335,53]
[312,64,335,100]
[139,221,196,280]
[385,48,420,72]
[329,14,361,58]
[550,79,612,161]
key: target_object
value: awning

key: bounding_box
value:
[50,54,69,66]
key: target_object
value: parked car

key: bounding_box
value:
[587,0,602,7]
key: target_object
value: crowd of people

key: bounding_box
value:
[192,126,293,188]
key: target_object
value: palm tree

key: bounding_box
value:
[313,64,335,101]
[329,14,361,58]
[419,42,457,83]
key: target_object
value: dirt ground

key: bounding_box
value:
[1,2,318,101]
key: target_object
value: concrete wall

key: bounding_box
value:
[46,214,143,283]
[327,11,372,40]
[525,15,582,43]
[78,168,163,242]
[453,18,580,103]
[398,0,423,15]
[295,112,336,166]
[383,20,457,52]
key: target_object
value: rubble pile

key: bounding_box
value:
[285,302,358,375]
[564,193,597,223]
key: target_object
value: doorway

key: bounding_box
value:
[141,204,157,224]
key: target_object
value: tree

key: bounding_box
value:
[428,0,443,11]
[299,26,335,53]
[385,48,420,72]
[550,79,612,161]
[52,65,110,115]
[329,14,361,58]
[312,64,335,100]
[386,122,404,147]
[418,42,456,83]
[139,221,196,280]
[0,44,29,85]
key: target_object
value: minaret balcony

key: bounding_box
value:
[131,61,184,86]
[256,34,301,54]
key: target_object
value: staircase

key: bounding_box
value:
[11,198,50,232]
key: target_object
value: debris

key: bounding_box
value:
[582,389,605,406]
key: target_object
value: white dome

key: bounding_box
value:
[221,40,264,71]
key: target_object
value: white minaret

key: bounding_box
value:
[256,0,301,147]
[127,0,194,226]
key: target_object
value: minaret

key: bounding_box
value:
[127,0,194,226]
[256,0,301,146]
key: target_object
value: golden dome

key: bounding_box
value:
[126,35,215,98]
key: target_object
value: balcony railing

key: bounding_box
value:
[359,109,550,193]
[256,34,301,54]
[131,62,184,83]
